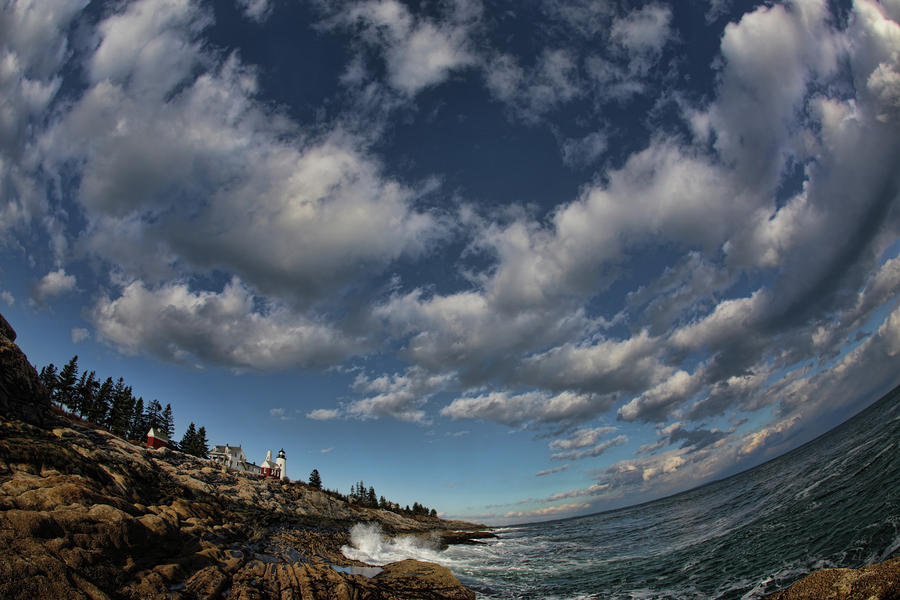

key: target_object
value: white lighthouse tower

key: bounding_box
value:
[276,448,287,481]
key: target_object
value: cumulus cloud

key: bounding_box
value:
[92,278,360,369]
[40,0,447,311]
[441,389,608,428]
[307,408,341,421]
[346,367,454,423]
[548,426,617,451]
[551,435,628,461]
[505,502,591,520]
[269,407,295,421]
[330,0,477,96]
[31,268,76,304]
[71,327,89,344]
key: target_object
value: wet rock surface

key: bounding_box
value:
[0,313,478,600]
[764,557,900,600]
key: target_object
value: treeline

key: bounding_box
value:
[306,470,438,518]
[38,355,209,459]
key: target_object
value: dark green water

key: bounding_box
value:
[441,388,899,599]
[334,388,899,598]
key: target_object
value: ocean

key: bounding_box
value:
[342,386,900,599]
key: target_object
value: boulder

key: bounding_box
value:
[0,311,52,427]
[765,557,900,600]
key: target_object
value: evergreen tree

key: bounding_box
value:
[309,469,322,489]
[56,355,79,411]
[195,426,209,458]
[379,495,387,509]
[430,508,437,517]
[180,422,198,454]
[88,377,113,424]
[145,400,163,432]
[129,397,145,441]
[75,370,98,418]
[39,364,58,397]
[367,486,377,507]
[161,404,174,439]
[107,378,134,436]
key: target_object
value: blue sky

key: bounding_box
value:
[2,0,900,524]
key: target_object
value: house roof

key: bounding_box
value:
[147,427,169,441]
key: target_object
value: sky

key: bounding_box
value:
[1,0,899,525]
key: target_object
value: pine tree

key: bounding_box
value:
[145,400,163,432]
[56,355,79,411]
[161,404,174,439]
[107,378,134,436]
[309,469,322,489]
[89,377,113,424]
[129,397,145,441]
[39,364,58,397]
[75,371,98,418]
[195,426,209,458]
[367,486,377,507]
[180,423,198,455]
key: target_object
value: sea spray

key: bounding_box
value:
[341,523,448,565]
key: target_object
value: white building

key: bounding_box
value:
[209,444,286,480]
[260,448,287,480]
[209,444,261,474]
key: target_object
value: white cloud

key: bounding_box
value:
[307,409,341,421]
[561,131,607,169]
[32,268,76,303]
[320,446,334,453]
[338,0,477,96]
[610,3,673,71]
[1,290,14,306]
[551,435,628,461]
[269,407,295,421]
[505,502,591,520]
[71,327,89,344]
[548,426,617,451]
[536,464,569,477]
[92,278,360,369]
[346,367,454,423]
[544,482,609,502]
[236,0,273,22]
[441,389,606,428]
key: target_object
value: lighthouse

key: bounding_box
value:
[276,448,287,481]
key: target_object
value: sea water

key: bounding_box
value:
[342,387,899,599]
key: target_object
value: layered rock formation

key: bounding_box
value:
[764,557,900,600]
[0,313,481,600]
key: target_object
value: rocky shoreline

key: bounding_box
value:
[3,312,897,600]
[1,313,487,599]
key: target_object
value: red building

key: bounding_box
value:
[146,427,169,449]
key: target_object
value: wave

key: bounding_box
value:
[341,523,452,566]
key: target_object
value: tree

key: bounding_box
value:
[39,364,58,397]
[128,397,145,441]
[309,469,322,489]
[367,486,377,507]
[195,426,209,458]
[145,400,163,432]
[56,355,79,411]
[75,370,98,418]
[180,422,198,455]
[107,378,134,436]
[161,404,174,439]
[430,508,437,518]
[88,377,113,424]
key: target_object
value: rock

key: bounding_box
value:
[0,311,52,427]
[0,312,482,600]
[764,557,900,600]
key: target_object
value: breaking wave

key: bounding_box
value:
[340,522,450,566]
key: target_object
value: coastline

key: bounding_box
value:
[0,314,480,599]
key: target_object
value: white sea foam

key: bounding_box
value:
[341,522,453,566]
